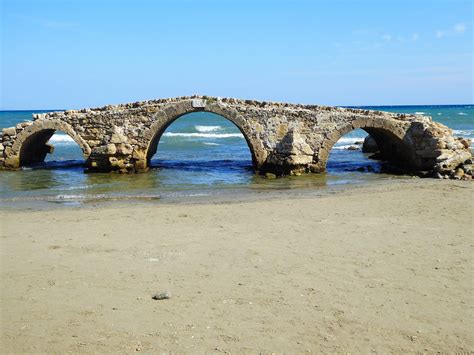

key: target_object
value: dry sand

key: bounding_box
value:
[0,180,473,353]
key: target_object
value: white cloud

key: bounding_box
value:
[382,34,392,42]
[453,22,466,33]
[411,33,419,41]
[436,23,467,39]
[435,30,445,39]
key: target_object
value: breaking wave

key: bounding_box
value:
[453,129,474,137]
[335,137,366,145]
[195,125,221,132]
[163,132,244,139]
[49,134,75,144]
[333,145,361,150]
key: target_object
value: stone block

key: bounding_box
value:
[2,127,16,136]
[117,143,133,155]
[106,144,117,155]
[110,133,127,144]
[192,99,206,108]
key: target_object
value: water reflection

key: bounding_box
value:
[0,165,85,194]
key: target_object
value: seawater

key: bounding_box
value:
[0,105,472,206]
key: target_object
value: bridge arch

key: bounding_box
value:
[9,119,91,167]
[313,117,412,172]
[141,102,266,170]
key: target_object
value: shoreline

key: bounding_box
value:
[1,179,473,352]
[0,173,417,211]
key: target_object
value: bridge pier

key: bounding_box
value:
[0,96,471,179]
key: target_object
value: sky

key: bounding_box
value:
[1,0,472,109]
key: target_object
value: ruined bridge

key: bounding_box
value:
[0,96,472,177]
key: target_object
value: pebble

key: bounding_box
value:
[152,291,171,300]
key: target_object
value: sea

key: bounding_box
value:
[0,105,472,207]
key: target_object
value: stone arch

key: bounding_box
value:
[140,101,266,170]
[9,119,91,167]
[313,117,412,172]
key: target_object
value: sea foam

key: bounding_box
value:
[335,137,366,145]
[195,125,221,132]
[49,134,75,143]
[332,145,361,150]
[163,132,244,139]
[453,129,474,137]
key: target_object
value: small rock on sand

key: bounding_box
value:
[152,291,171,300]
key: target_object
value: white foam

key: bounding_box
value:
[453,129,474,137]
[335,137,366,145]
[49,134,75,143]
[195,125,221,132]
[163,132,244,139]
[203,142,220,146]
[458,112,467,115]
[415,111,425,115]
[333,145,361,150]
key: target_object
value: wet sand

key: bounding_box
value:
[0,180,473,353]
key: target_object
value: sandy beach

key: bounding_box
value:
[0,180,472,353]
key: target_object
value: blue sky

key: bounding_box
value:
[1,0,472,109]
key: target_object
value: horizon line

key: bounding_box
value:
[1,103,473,112]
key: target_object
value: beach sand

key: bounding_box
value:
[0,180,473,353]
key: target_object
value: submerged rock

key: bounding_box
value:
[346,145,359,150]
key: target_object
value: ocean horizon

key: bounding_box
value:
[2,102,474,111]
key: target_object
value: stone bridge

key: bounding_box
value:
[0,96,472,177]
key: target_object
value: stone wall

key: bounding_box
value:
[0,96,471,179]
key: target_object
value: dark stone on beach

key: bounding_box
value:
[2,127,16,136]
[152,291,171,300]
[346,145,359,150]
[356,167,365,172]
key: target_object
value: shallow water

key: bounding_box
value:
[0,105,472,206]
